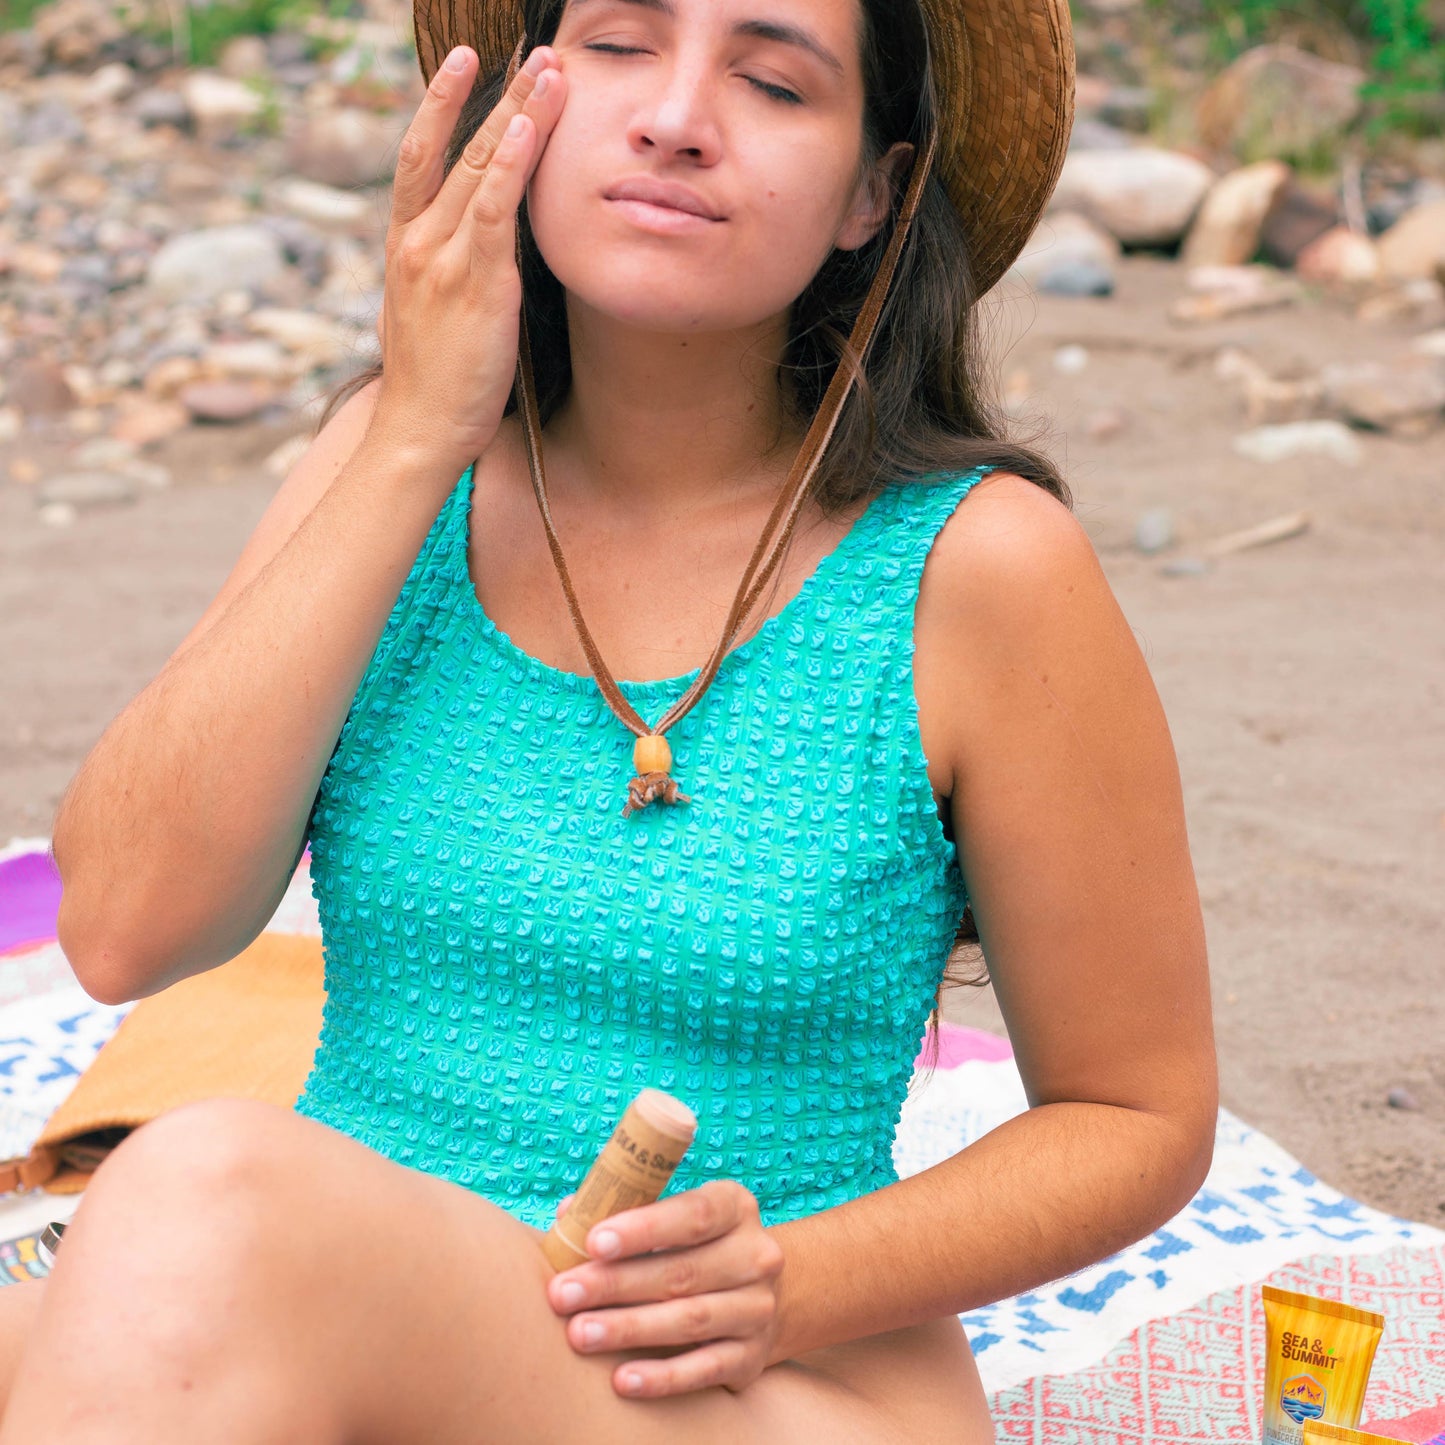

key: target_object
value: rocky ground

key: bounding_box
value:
[2,1,1443,1225]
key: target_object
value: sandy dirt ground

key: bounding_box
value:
[2,257,1441,1226]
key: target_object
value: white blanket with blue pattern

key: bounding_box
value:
[895,1058,1445,1392]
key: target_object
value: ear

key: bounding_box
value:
[835,142,916,252]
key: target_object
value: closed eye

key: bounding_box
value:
[582,43,804,105]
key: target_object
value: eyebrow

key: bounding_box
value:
[565,0,847,76]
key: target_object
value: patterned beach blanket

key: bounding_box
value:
[2,837,1441,1435]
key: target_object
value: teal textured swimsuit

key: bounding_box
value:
[293,463,984,1228]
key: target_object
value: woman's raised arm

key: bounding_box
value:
[52,42,569,1005]
[50,393,465,1004]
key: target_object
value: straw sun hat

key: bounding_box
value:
[409,0,1076,298]
[403,0,1076,819]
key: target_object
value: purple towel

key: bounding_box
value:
[0,852,63,955]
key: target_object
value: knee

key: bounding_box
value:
[96,1099,299,1192]
[83,1099,303,1260]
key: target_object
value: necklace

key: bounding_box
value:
[502,56,937,818]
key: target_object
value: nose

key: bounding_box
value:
[627,60,723,165]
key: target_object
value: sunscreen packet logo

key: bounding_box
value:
[1282,1375,1326,1423]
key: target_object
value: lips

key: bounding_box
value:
[605,177,723,221]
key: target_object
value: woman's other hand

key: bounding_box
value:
[369,43,568,473]
[546,1181,785,1399]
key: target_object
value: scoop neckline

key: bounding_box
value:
[454,466,901,701]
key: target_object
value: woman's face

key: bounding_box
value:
[527,0,893,336]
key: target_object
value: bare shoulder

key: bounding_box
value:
[922,469,1107,632]
[914,469,1154,790]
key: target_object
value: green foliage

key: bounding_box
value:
[1139,0,1445,137]
[132,0,365,70]
[1357,0,1445,133]
[0,0,48,33]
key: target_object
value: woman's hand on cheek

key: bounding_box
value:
[546,1180,786,1399]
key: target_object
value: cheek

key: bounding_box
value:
[525,112,859,323]
[526,108,595,232]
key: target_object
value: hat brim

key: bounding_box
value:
[411,0,1074,296]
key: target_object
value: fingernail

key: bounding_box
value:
[557,1280,584,1308]
[593,1229,620,1258]
[506,114,526,139]
[580,1321,604,1346]
[445,47,468,72]
[621,1372,644,1394]
[524,48,549,76]
[534,72,550,99]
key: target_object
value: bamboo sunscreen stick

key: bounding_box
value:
[540,1088,697,1272]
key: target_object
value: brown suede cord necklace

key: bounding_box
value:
[500,39,939,818]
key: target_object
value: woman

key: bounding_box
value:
[7,0,1216,1439]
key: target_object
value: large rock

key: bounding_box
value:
[1259,180,1340,267]
[146,225,286,304]
[30,0,127,70]
[6,360,77,416]
[218,35,270,80]
[133,89,190,131]
[178,379,279,423]
[1038,261,1116,297]
[247,308,355,366]
[1067,118,1138,152]
[1295,227,1381,285]
[1011,212,1121,286]
[1376,199,1445,283]
[181,71,266,143]
[79,61,136,107]
[1322,359,1445,436]
[200,339,298,383]
[1181,161,1292,268]
[1196,45,1364,164]
[284,108,404,190]
[111,399,190,447]
[1051,148,1215,247]
[272,177,371,229]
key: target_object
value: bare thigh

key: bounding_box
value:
[0,1281,45,1412]
[1,1101,992,1444]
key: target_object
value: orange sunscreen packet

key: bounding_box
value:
[1304,1425,1410,1444]
[1262,1287,1384,1443]
[540,1088,697,1272]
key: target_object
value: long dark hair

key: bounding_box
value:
[315,0,1071,1068]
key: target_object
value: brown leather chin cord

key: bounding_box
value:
[499,39,938,818]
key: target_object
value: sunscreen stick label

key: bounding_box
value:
[541,1090,696,1271]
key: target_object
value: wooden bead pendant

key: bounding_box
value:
[623,733,693,819]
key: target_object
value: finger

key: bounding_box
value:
[613,1339,754,1399]
[586,1181,750,1261]
[388,45,479,237]
[550,1231,778,1315]
[452,110,538,265]
[568,1286,775,1357]
[554,1192,575,1220]
[427,50,565,243]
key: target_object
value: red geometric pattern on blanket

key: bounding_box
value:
[990,1245,1445,1441]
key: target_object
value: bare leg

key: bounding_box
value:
[0,1282,45,1415]
[0,1099,985,1445]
